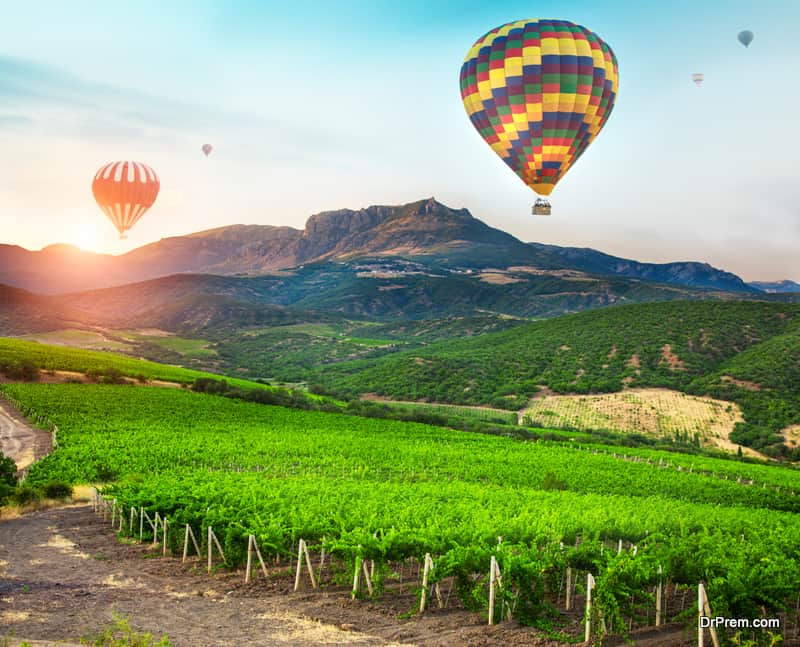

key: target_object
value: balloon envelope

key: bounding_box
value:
[692,73,704,86]
[92,161,160,238]
[202,144,213,156]
[460,18,619,197]
[738,30,754,47]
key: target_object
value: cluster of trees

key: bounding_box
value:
[0,358,40,381]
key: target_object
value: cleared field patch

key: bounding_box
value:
[361,395,518,425]
[116,330,216,358]
[19,329,132,352]
[784,425,800,449]
[522,388,754,455]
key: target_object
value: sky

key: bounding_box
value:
[0,0,798,281]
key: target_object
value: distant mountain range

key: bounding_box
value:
[748,280,800,293]
[0,197,782,295]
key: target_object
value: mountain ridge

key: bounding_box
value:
[0,198,769,294]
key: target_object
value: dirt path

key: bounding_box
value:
[0,505,414,647]
[0,505,703,647]
[0,396,52,475]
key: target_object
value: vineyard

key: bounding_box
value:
[522,388,757,456]
[5,382,800,644]
[0,337,259,389]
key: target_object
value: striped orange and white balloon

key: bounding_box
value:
[91,161,160,239]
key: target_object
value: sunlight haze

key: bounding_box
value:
[0,0,797,281]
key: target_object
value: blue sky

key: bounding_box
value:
[0,0,797,281]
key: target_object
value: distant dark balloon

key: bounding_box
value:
[691,73,704,86]
[737,30,754,47]
[202,144,213,157]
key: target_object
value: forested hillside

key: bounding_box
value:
[312,301,800,457]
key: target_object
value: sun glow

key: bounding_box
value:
[66,220,105,252]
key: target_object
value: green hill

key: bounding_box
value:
[0,337,264,390]
[311,301,800,458]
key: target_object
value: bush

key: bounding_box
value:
[42,480,73,499]
[13,485,42,505]
[191,377,229,394]
[87,368,127,385]
[0,358,40,381]
[95,464,119,482]
[0,451,17,487]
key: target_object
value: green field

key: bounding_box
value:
[373,399,519,426]
[115,330,217,359]
[19,329,133,352]
[0,337,254,389]
[5,381,800,638]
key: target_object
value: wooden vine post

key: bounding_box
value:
[161,517,169,556]
[655,565,663,626]
[244,534,269,583]
[351,554,363,599]
[152,512,162,548]
[488,555,505,625]
[293,539,318,591]
[698,582,720,647]
[207,526,226,574]
[585,573,596,643]
[182,524,201,562]
[419,553,442,612]
[566,566,573,610]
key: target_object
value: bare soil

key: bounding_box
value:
[0,395,52,475]
[0,505,702,647]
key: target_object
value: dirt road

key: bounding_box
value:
[0,504,703,647]
[0,396,51,475]
[0,505,417,647]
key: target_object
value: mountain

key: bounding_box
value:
[749,280,800,293]
[0,198,761,294]
[0,284,90,334]
[526,242,759,293]
[27,260,760,333]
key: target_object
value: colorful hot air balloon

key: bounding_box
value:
[202,144,213,157]
[91,161,160,239]
[691,73,704,86]
[737,30,754,47]
[460,19,618,215]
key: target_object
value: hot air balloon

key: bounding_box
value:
[91,161,160,239]
[460,19,618,216]
[738,30,754,47]
[691,73,704,86]
[202,144,213,157]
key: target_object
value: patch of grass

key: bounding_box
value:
[20,329,133,352]
[81,613,172,646]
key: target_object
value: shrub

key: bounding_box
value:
[0,359,40,381]
[13,485,42,505]
[86,367,127,385]
[95,464,119,483]
[42,480,73,499]
[0,451,17,487]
